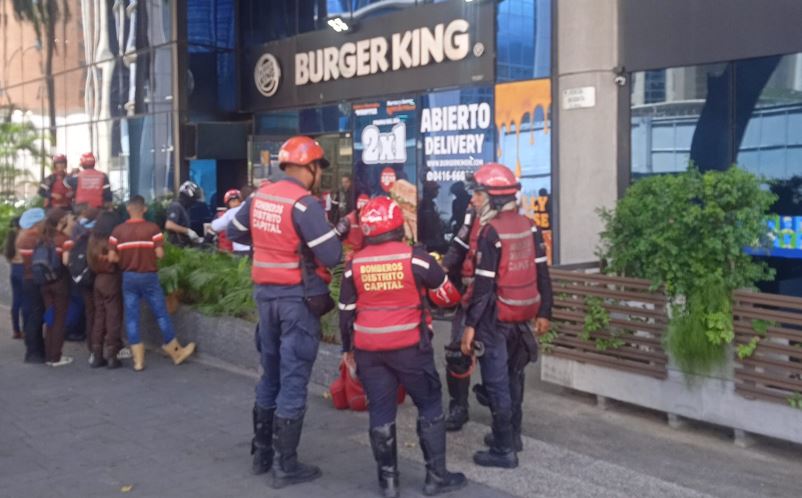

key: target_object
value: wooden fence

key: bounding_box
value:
[733,289,802,407]
[549,269,670,379]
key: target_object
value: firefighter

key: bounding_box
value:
[39,154,73,209]
[339,196,466,498]
[68,152,112,210]
[439,204,481,432]
[459,163,553,469]
[209,189,242,253]
[227,136,343,490]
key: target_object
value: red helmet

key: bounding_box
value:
[52,154,67,166]
[278,136,329,170]
[360,196,404,237]
[356,194,370,210]
[428,278,462,309]
[223,189,241,205]
[79,152,96,168]
[468,162,519,196]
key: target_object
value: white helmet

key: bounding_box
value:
[179,180,201,201]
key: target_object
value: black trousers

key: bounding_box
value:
[22,279,45,361]
[355,345,444,428]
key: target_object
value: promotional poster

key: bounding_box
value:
[353,98,419,242]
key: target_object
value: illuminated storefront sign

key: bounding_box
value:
[244,0,494,110]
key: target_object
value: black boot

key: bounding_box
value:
[251,405,274,475]
[90,348,107,368]
[105,347,121,369]
[474,410,518,469]
[444,374,470,432]
[484,371,524,451]
[417,416,467,496]
[271,415,321,489]
[369,423,400,498]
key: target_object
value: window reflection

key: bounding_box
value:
[497,0,551,82]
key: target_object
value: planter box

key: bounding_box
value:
[541,354,802,444]
[542,270,802,445]
[138,304,343,388]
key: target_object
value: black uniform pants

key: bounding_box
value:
[355,345,444,429]
[476,321,536,418]
[22,278,45,361]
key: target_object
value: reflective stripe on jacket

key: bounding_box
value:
[75,169,105,208]
[488,211,541,322]
[353,241,421,351]
[250,180,308,285]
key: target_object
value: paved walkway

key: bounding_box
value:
[2,315,802,497]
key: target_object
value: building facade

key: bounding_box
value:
[2,0,802,293]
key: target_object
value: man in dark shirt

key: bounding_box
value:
[109,196,196,371]
[165,181,202,247]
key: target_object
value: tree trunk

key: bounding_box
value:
[45,0,57,158]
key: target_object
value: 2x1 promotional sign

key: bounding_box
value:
[244,0,495,111]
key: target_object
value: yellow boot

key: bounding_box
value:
[162,338,196,366]
[131,343,145,372]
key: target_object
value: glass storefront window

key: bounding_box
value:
[187,0,235,49]
[418,86,494,251]
[497,0,551,82]
[631,63,731,176]
[631,53,802,295]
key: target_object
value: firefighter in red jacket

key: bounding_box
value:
[39,154,73,209]
[67,152,112,209]
[339,196,466,498]
[460,163,553,469]
[227,136,343,490]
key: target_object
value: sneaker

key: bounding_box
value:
[49,356,74,367]
[117,347,132,360]
[12,331,22,340]
[88,352,95,365]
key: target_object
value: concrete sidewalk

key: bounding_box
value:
[2,310,802,497]
[0,331,509,498]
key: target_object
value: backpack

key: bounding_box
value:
[67,231,94,288]
[31,241,63,285]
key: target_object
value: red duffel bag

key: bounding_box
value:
[329,359,406,411]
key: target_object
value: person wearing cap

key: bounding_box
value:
[228,136,343,489]
[165,180,203,247]
[210,187,251,255]
[39,154,74,209]
[338,196,466,498]
[67,152,112,209]
[16,208,47,363]
[459,163,553,469]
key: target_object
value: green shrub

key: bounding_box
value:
[158,243,256,320]
[598,166,775,377]
[158,243,343,341]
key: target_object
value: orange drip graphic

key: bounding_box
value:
[494,79,551,178]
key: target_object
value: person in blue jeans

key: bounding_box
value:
[108,196,195,371]
[5,216,25,339]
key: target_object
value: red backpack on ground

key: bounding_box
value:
[330,359,405,411]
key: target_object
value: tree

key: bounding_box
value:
[0,115,40,201]
[10,0,70,154]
